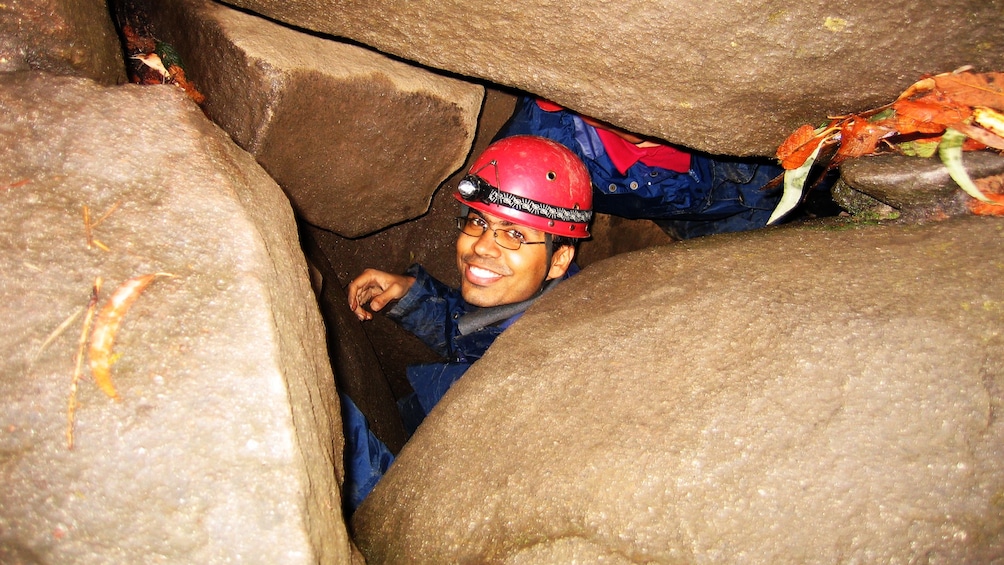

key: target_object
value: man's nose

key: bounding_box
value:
[472,228,502,256]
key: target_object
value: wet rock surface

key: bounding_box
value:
[0,73,356,564]
[354,215,1004,563]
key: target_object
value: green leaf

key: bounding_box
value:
[897,138,940,158]
[767,142,823,225]
[938,128,991,202]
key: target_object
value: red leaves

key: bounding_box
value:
[835,117,896,162]
[776,69,1004,171]
[970,192,1004,216]
[892,97,971,134]
[929,71,1004,112]
[776,124,828,169]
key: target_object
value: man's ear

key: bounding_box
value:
[546,245,576,280]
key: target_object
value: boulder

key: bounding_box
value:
[135,0,484,237]
[218,0,1004,156]
[835,152,1004,221]
[353,215,1004,563]
[0,73,357,564]
[0,0,125,84]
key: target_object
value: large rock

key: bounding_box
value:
[137,0,484,237]
[0,73,357,564]
[353,215,1004,563]
[0,0,125,84]
[219,0,1003,156]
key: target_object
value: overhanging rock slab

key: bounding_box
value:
[220,0,1004,156]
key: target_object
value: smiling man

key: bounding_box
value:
[341,135,593,512]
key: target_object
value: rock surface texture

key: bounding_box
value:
[0,73,357,564]
[219,0,1004,156]
[0,0,125,84]
[138,0,484,237]
[353,216,1004,563]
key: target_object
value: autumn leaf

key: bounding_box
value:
[931,71,1004,112]
[834,117,896,162]
[897,138,941,158]
[951,122,1004,151]
[892,97,972,135]
[969,192,1004,216]
[768,140,825,225]
[776,124,834,170]
[88,273,173,401]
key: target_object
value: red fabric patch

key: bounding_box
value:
[535,99,565,112]
[595,128,690,174]
[534,99,691,174]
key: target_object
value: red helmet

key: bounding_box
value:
[455,135,593,238]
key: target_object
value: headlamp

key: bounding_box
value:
[457,174,491,203]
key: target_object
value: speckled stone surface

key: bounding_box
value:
[355,215,1004,563]
[0,73,357,564]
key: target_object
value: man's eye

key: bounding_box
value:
[469,217,488,230]
[504,229,527,243]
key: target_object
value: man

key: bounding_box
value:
[341,135,593,512]
[497,96,788,239]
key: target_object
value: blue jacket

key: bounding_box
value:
[497,96,785,239]
[343,261,573,513]
[388,263,565,431]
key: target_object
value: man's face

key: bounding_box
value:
[456,209,551,307]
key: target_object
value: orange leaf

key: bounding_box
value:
[88,273,172,400]
[777,124,832,170]
[969,192,1004,216]
[892,97,971,135]
[950,122,1004,151]
[834,117,895,162]
[932,71,1004,112]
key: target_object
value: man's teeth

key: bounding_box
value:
[469,265,499,278]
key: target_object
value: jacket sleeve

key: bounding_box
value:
[385,264,466,358]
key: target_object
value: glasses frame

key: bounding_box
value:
[455,214,547,251]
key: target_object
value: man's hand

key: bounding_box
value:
[346,269,416,321]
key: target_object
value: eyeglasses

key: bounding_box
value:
[456,215,547,251]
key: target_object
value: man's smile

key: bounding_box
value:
[464,262,505,285]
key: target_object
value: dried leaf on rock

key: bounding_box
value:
[768,141,825,225]
[969,192,1004,215]
[891,97,971,135]
[775,68,1004,218]
[776,124,833,170]
[931,71,1004,112]
[88,273,173,401]
[973,107,1004,137]
[835,117,896,163]
[167,65,205,105]
[951,122,1004,151]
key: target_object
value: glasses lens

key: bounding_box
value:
[456,216,524,250]
[457,216,484,238]
[494,231,521,250]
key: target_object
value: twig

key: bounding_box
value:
[31,306,85,367]
[67,277,102,450]
[82,201,120,252]
[1,178,30,191]
[90,200,121,229]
